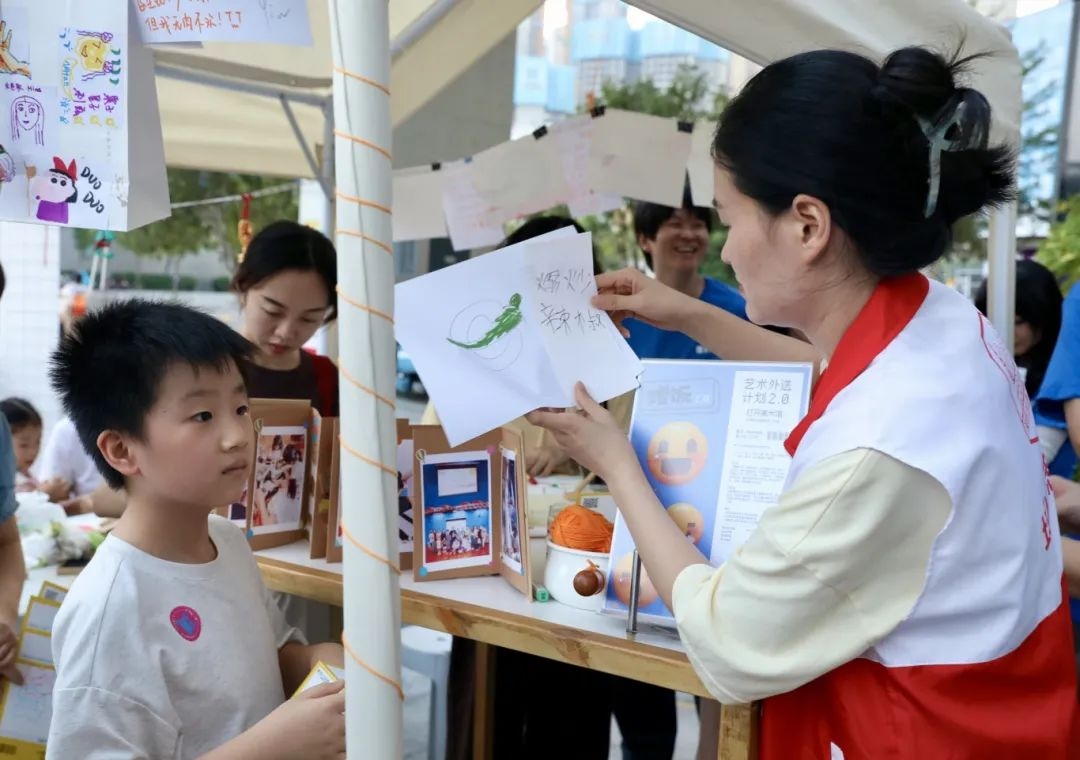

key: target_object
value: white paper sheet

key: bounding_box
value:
[134,0,313,46]
[392,167,448,243]
[18,630,51,666]
[711,368,809,564]
[0,660,54,745]
[468,133,570,227]
[440,160,506,252]
[524,233,643,401]
[552,115,623,218]
[588,109,692,206]
[395,229,642,446]
[687,120,717,208]
[24,598,58,634]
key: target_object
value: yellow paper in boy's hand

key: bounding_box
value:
[292,661,344,698]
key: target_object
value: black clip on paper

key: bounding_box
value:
[430,162,442,171]
[532,125,548,140]
[590,104,607,118]
[677,121,694,134]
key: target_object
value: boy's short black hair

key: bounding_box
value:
[0,397,42,432]
[632,182,714,271]
[50,299,254,489]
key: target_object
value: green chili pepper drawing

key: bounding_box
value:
[447,294,523,350]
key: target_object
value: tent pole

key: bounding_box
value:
[986,202,1017,354]
[154,63,328,107]
[281,94,331,197]
[328,0,402,756]
[319,101,338,359]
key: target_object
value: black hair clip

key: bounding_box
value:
[677,121,694,134]
[431,162,441,171]
[532,125,548,140]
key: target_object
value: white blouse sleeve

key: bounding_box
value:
[671,448,951,704]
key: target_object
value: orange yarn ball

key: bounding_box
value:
[550,504,614,553]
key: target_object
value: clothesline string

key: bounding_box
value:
[168,181,298,210]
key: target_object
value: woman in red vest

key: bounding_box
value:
[530,46,1079,759]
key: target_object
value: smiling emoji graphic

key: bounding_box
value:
[647,422,707,486]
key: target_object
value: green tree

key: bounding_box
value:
[1037,195,1080,290]
[573,65,735,285]
[74,169,299,287]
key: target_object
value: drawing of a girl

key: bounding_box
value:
[11,95,43,146]
[30,158,77,225]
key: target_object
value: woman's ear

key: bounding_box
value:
[790,194,832,265]
[97,430,139,479]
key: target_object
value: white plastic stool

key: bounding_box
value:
[401,625,453,760]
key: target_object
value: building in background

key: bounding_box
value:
[511,0,750,139]
[1010,1,1074,238]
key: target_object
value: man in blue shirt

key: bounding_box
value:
[625,185,748,360]
[0,262,26,685]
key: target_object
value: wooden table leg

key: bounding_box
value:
[471,642,497,760]
[718,703,758,760]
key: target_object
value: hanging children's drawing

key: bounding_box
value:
[0,3,171,230]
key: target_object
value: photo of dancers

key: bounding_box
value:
[250,425,307,534]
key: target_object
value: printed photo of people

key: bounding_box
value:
[250,426,307,534]
[397,438,415,551]
[500,448,522,574]
[420,452,493,571]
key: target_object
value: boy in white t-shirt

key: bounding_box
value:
[47,300,346,760]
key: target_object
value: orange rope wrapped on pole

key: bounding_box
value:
[237,193,253,262]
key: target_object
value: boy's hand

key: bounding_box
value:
[258,681,345,759]
[0,622,22,685]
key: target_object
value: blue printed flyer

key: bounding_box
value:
[604,359,813,626]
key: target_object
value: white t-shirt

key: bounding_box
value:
[47,516,305,759]
[34,416,102,497]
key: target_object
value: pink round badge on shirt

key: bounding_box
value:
[169,606,202,642]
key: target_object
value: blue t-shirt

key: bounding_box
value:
[0,415,16,524]
[1034,285,1080,478]
[624,277,747,360]
[1032,285,1080,619]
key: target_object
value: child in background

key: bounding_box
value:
[0,397,71,503]
[47,300,346,760]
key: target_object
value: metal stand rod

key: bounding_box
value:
[626,549,642,634]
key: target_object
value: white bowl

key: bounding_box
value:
[544,540,610,612]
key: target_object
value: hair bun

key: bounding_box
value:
[871,46,1014,226]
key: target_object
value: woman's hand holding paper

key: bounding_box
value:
[592,267,699,337]
[527,383,638,484]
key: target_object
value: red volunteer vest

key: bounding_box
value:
[760,274,1080,760]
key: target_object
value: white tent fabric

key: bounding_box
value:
[152,0,1021,178]
[153,0,542,176]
